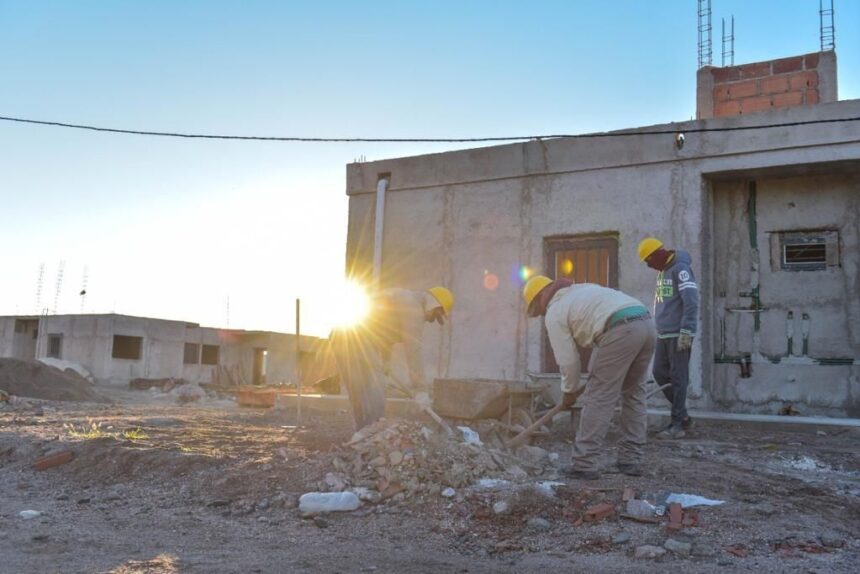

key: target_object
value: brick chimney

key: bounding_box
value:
[697,51,837,119]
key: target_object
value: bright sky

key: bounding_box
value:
[1,0,858,336]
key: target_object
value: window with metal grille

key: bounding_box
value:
[201,344,219,365]
[112,335,142,360]
[48,334,62,359]
[772,230,839,271]
[183,343,200,364]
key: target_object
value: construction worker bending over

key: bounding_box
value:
[332,286,454,430]
[638,238,699,439]
[523,276,656,479]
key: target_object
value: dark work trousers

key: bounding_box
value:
[331,327,386,431]
[652,336,691,425]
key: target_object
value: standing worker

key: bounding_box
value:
[523,275,656,479]
[332,286,454,430]
[638,237,699,439]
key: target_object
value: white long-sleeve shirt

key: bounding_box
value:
[544,284,646,393]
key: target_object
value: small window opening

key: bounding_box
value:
[47,334,62,359]
[183,343,200,364]
[201,344,220,365]
[112,335,143,360]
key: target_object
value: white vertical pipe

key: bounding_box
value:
[372,177,389,290]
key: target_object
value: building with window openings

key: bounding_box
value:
[0,313,329,388]
[344,50,860,417]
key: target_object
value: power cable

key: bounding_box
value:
[0,114,858,143]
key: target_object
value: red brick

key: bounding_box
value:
[738,61,771,79]
[728,79,759,98]
[805,52,820,69]
[712,67,741,83]
[714,100,742,117]
[772,91,804,108]
[584,502,616,523]
[789,71,819,90]
[713,85,732,102]
[761,76,789,94]
[806,89,820,104]
[33,450,74,471]
[667,502,684,532]
[741,95,773,114]
[772,56,804,74]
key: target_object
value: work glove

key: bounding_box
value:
[677,332,693,352]
[561,392,579,408]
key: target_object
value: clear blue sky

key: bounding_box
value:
[1,0,857,336]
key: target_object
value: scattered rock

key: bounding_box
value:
[31,534,49,542]
[56,494,69,501]
[493,501,511,515]
[819,535,845,549]
[323,472,348,492]
[77,498,91,505]
[441,488,456,498]
[664,538,692,556]
[526,517,552,531]
[584,502,616,523]
[207,499,231,508]
[635,545,667,559]
[612,532,632,545]
[692,541,719,557]
[312,517,329,529]
[19,510,43,520]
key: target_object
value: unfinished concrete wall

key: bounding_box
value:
[711,171,860,416]
[0,317,39,359]
[346,99,860,416]
[697,51,837,119]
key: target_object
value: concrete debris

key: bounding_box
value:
[298,491,361,514]
[611,532,631,545]
[172,383,206,404]
[332,419,545,501]
[526,517,552,531]
[819,535,845,549]
[441,488,456,498]
[622,487,635,502]
[323,472,349,492]
[665,493,725,507]
[19,510,43,520]
[626,498,656,518]
[634,545,667,559]
[492,500,511,515]
[664,538,693,556]
[457,426,482,445]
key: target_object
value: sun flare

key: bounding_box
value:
[331,279,371,328]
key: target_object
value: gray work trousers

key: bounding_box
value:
[331,327,386,431]
[653,336,691,425]
[571,318,657,472]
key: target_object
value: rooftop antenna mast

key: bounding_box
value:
[721,15,735,67]
[53,260,65,314]
[697,0,713,68]
[819,0,835,52]
[35,262,46,314]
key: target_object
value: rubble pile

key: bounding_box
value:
[322,418,549,502]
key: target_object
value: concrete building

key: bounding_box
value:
[0,313,329,387]
[344,51,860,417]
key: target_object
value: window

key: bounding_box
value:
[183,343,200,364]
[771,230,839,271]
[112,335,142,360]
[47,334,62,359]
[542,235,619,373]
[201,344,220,365]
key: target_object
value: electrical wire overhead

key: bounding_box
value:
[1,114,859,143]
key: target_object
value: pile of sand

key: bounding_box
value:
[0,358,108,402]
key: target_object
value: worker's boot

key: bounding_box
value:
[681,416,694,430]
[656,423,686,439]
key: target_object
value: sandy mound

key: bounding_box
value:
[0,358,108,402]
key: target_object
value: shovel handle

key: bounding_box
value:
[506,386,585,448]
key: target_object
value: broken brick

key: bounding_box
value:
[584,502,616,523]
[724,544,749,558]
[33,450,74,471]
[622,487,635,502]
[682,509,700,527]
[667,502,683,532]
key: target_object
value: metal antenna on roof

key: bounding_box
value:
[697,0,713,68]
[35,262,46,314]
[53,260,65,314]
[819,0,835,52]
[721,15,735,67]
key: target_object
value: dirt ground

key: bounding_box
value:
[1,387,858,574]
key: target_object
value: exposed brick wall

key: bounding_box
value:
[697,52,837,119]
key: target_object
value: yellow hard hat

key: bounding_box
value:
[427,286,454,315]
[637,237,664,262]
[522,275,552,309]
